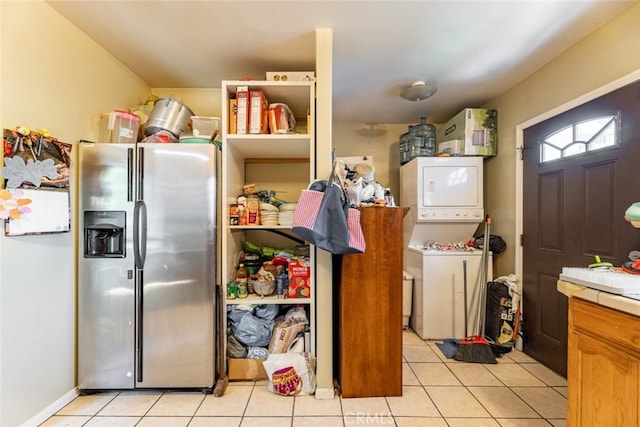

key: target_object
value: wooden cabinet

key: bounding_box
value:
[338,206,408,398]
[568,297,640,426]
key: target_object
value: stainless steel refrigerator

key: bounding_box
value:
[77,141,217,391]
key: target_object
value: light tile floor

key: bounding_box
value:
[41,329,567,426]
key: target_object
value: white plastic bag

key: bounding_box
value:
[345,177,364,206]
[263,352,317,396]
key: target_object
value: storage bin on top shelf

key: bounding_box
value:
[436,108,497,157]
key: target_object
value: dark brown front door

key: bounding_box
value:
[522,81,640,376]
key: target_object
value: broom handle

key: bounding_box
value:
[479,216,491,335]
[475,215,489,335]
[463,260,468,337]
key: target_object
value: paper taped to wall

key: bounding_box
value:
[4,189,70,236]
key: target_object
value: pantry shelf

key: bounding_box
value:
[221,79,316,381]
[226,295,312,305]
[225,134,311,159]
[223,80,314,118]
[244,158,310,164]
[228,225,294,231]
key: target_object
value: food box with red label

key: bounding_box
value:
[249,90,269,134]
[287,259,311,298]
[236,88,249,134]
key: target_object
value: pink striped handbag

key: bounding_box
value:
[292,152,365,254]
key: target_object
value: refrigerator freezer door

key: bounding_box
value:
[136,143,216,389]
[78,142,136,389]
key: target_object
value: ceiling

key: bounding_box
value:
[46,0,633,124]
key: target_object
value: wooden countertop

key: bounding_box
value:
[558,279,640,317]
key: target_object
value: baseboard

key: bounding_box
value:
[21,387,79,427]
[314,387,335,400]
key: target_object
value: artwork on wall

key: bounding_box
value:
[2,128,71,188]
[1,128,72,235]
[0,189,32,220]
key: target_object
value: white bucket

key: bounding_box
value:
[402,271,414,329]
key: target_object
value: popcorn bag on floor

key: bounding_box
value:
[263,352,316,396]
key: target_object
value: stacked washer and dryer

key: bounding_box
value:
[400,156,491,340]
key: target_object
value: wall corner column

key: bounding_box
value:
[313,27,335,400]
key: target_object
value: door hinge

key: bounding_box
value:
[520,234,524,246]
[517,145,525,160]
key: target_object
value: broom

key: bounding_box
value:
[454,215,497,364]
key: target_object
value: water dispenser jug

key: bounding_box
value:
[412,116,436,157]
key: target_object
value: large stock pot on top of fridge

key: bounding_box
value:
[144,97,195,137]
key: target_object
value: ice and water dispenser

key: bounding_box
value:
[84,211,126,257]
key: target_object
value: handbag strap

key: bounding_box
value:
[331,156,356,211]
[326,148,337,183]
[324,148,354,209]
[334,170,353,209]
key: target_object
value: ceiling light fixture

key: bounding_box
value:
[400,81,437,101]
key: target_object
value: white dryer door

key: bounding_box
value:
[421,165,480,207]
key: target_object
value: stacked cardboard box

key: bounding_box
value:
[436,108,497,157]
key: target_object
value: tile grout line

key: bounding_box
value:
[84,390,121,424]
[43,331,567,425]
[419,339,565,423]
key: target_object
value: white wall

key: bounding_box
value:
[151,88,222,119]
[483,1,640,277]
[333,123,410,200]
[0,2,149,426]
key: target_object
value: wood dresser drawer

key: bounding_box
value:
[570,297,640,353]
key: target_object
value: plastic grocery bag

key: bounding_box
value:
[227,306,274,347]
[263,352,316,396]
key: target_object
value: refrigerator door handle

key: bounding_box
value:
[127,148,134,201]
[133,200,147,268]
[137,146,144,200]
[136,268,144,383]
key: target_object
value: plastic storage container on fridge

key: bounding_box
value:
[108,110,140,143]
[191,116,220,139]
